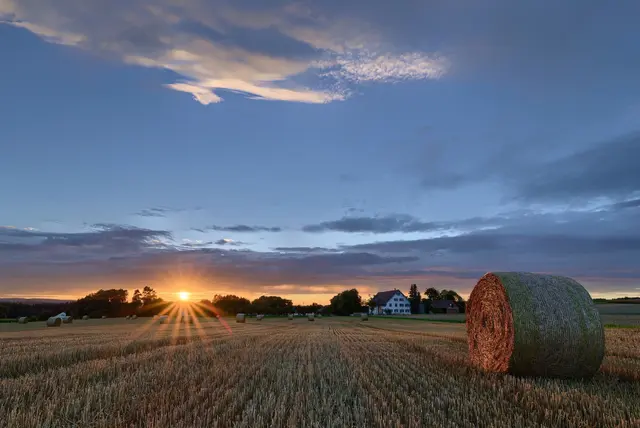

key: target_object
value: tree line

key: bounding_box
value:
[0,284,466,320]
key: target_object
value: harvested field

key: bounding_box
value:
[0,317,638,427]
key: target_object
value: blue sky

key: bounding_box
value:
[1,0,639,303]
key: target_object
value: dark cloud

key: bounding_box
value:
[303,214,445,233]
[273,247,339,253]
[2,205,640,297]
[214,239,245,246]
[136,206,203,217]
[515,133,640,203]
[609,198,640,211]
[199,224,282,233]
[0,224,172,263]
[136,208,171,217]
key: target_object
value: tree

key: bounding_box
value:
[141,286,159,306]
[408,284,421,314]
[425,287,439,300]
[132,289,142,307]
[251,295,293,315]
[296,303,323,314]
[438,289,463,302]
[329,289,362,316]
[212,295,251,315]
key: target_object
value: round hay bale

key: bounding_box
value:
[46,317,62,327]
[132,315,138,320]
[288,314,294,320]
[236,313,246,323]
[125,315,131,320]
[256,314,264,321]
[308,313,315,321]
[101,316,107,319]
[62,316,73,324]
[18,317,29,324]
[82,315,89,320]
[466,272,604,378]
[361,313,369,321]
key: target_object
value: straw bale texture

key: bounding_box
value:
[46,317,61,327]
[466,272,604,378]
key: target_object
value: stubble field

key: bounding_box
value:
[1,316,639,428]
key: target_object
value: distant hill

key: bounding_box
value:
[0,298,72,304]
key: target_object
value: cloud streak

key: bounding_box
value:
[0,0,448,104]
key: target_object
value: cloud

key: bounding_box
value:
[135,206,203,217]
[0,224,172,263]
[2,204,640,298]
[0,0,448,104]
[214,238,245,246]
[609,198,640,211]
[302,213,483,234]
[199,224,282,233]
[515,133,640,203]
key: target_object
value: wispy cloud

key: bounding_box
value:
[197,224,282,233]
[0,0,447,104]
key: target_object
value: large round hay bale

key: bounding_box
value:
[82,315,89,320]
[101,316,107,319]
[288,314,294,320]
[131,315,138,320]
[308,313,315,321]
[18,317,28,324]
[46,317,62,327]
[466,272,604,378]
[236,313,246,323]
[256,314,264,321]
[361,313,369,321]
[125,315,131,320]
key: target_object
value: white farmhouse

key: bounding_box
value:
[369,289,411,315]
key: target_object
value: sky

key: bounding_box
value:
[1,0,640,304]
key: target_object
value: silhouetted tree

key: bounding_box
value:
[408,284,421,314]
[329,289,362,316]
[212,294,251,315]
[132,289,142,307]
[425,287,440,300]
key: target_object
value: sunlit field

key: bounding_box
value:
[1,316,639,427]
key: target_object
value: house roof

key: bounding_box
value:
[431,300,457,309]
[372,290,405,306]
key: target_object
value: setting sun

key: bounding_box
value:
[178,291,190,301]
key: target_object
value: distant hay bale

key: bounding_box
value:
[466,272,605,378]
[131,315,137,320]
[236,313,246,323]
[18,317,28,324]
[125,315,131,320]
[361,313,369,321]
[308,314,315,321]
[82,315,89,320]
[46,317,61,327]
[101,316,107,319]
[256,314,264,321]
[62,316,73,324]
[288,314,294,320]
